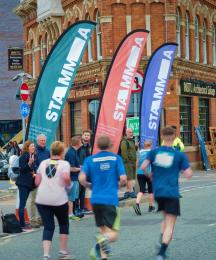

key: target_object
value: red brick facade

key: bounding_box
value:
[15,0,216,168]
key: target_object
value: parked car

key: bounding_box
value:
[0,152,9,180]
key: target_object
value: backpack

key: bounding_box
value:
[7,155,20,181]
[1,210,22,233]
[118,140,129,156]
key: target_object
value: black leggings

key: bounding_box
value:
[36,203,69,241]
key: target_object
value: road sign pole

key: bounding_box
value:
[20,77,26,145]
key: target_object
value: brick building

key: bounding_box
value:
[14,0,216,168]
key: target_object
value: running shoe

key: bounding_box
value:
[123,192,130,199]
[22,224,33,232]
[69,215,81,221]
[148,206,156,212]
[58,251,75,260]
[133,204,142,215]
[156,254,166,260]
[96,234,111,255]
[89,244,101,260]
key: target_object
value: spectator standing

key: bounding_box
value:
[133,140,155,216]
[35,141,74,260]
[30,134,50,228]
[16,140,37,231]
[79,135,127,260]
[77,129,91,215]
[120,128,137,199]
[65,135,82,220]
[142,127,192,260]
[171,125,184,152]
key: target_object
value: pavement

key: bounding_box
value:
[0,170,216,259]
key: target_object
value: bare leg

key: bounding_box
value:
[148,193,154,206]
[59,234,69,252]
[162,213,176,244]
[99,226,118,259]
[126,180,133,192]
[136,192,144,204]
[68,201,73,215]
[43,240,51,257]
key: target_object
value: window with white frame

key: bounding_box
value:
[87,15,93,62]
[32,43,35,78]
[212,26,216,66]
[176,9,181,56]
[96,11,102,60]
[195,16,199,62]
[185,12,190,59]
[203,21,207,64]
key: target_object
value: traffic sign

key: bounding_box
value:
[20,102,30,118]
[20,83,29,101]
[126,117,139,136]
[132,71,144,93]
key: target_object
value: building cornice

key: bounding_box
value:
[13,0,37,23]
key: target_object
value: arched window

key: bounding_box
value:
[40,37,44,67]
[87,15,93,62]
[46,35,49,56]
[96,11,102,60]
[31,43,35,78]
[195,16,199,62]
[185,12,190,59]
[176,9,181,56]
[212,26,216,66]
[203,21,207,64]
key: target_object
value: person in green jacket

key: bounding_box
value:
[171,126,184,152]
[120,128,137,199]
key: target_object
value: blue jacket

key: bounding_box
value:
[65,146,80,181]
[35,145,50,169]
[16,152,37,189]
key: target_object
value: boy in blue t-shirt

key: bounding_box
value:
[142,127,192,260]
[79,135,126,260]
[133,140,155,216]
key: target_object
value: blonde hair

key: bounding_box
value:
[51,141,65,156]
[22,140,34,153]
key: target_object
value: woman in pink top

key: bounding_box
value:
[35,141,74,260]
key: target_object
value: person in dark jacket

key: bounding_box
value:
[77,129,91,215]
[30,134,50,227]
[16,140,37,231]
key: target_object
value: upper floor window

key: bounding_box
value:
[46,35,49,56]
[212,26,216,66]
[31,43,35,79]
[185,13,190,59]
[203,21,207,64]
[96,11,102,60]
[87,15,93,62]
[195,16,199,62]
[176,9,181,56]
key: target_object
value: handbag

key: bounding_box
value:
[1,210,22,233]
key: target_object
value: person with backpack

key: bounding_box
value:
[16,140,37,231]
[120,128,137,199]
[35,141,73,260]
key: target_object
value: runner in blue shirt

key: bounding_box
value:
[133,140,155,216]
[142,126,192,260]
[79,135,126,260]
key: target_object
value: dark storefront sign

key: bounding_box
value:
[68,81,102,101]
[8,48,23,70]
[180,79,216,98]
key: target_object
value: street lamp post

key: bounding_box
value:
[12,72,32,144]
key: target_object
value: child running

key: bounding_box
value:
[79,135,127,260]
[141,127,192,260]
[133,140,155,215]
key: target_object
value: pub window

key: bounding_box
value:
[180,97,192,145]
[195,16,199,62]
[199,98,210,141]
[203,21,207,64]
[40,38,44,68]
[185,12,190,59]
[176,9,181,57]
[89,99,99,133]
[212,26,216,66]
[96,11,102,60]
[70,102,82,136]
